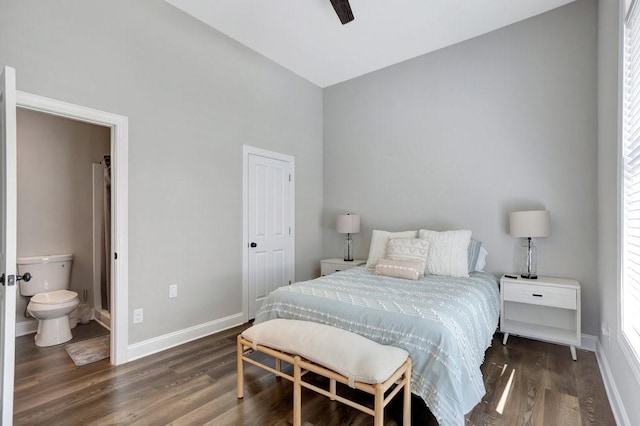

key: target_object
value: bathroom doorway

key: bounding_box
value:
[16,108,111,340]
[14,90,129,365]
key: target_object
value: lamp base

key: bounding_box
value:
[520,237,538,280]
[344,234,353,262]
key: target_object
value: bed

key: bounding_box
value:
[254,266,500,426]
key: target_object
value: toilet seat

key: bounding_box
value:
[31,289,78,305]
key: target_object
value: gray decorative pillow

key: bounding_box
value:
[468,239,482,273]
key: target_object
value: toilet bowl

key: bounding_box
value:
[28,290,79,346]
[18,254,79,347]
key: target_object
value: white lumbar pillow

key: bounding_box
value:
[366,230,418,268]
[419,229,472,277]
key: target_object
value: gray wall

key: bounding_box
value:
[323,0,599,334]
[0,0,323,343]
[16,108,110,323]
[598,0,640,423]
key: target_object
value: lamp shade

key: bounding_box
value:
[509,210,550,238]
[337,214,360,234]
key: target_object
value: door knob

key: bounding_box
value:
[17,272,32,282]
[250,242,257,248]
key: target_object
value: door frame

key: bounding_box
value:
[1,65,18,426]
[16,91,129,365]
[242,145,295,322]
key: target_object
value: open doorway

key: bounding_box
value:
[15,91,129,365]
[15,108,111,338]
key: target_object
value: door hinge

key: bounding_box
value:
[1,274,15,286]
[289,174,291,182]
[289,280,292,285]
[114,252,118,260]
[289,227,291,235]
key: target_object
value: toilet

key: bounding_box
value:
[18,254,79,347]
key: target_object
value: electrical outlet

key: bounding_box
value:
[169,284,178,299]
[133,308,144,324]
[601,322,610,348]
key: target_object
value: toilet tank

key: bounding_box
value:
[17,254,73,296]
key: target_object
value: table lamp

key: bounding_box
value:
[337,214,360,261]
[509,210,550,279]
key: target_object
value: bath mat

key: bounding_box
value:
[65,335,109,366]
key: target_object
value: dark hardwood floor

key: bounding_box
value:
[14,322,616,425]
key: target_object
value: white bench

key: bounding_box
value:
[236,319,412,426]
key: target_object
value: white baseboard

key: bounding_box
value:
[127,312,244,362]
[596,339,631,426]
[16,319,37,337]
[94,317,111,331]
[580,333,597,352]
[93,308,111,331]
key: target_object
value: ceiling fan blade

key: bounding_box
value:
[330,0,354,25]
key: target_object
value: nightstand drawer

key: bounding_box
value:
[320,259,366,276]
[503,283,576,310]
[321,264,345,275]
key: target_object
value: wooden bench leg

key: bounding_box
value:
[293,355,302,426]
[403,359,412,426]
[236,336,244,399]
[374,383,384,426]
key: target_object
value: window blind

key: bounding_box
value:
[623,0,640,358]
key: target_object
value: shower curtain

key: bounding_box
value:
[103,156,111,312]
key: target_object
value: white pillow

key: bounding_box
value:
[366,230,417,268]
[419,229,472,278]
[385,238,430,276]
[475,247,488,272]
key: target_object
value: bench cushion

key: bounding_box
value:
[242,319,409,387]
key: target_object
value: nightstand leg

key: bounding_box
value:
[502,332,509,345]
[570,346,577,361]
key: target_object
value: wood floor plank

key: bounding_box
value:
[572,349,617,426]
[541,389,581,426]
[13,322,616,425]
[465,358,509,425]
[483,337,537,426]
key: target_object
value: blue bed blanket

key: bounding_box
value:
[254,267,500,426]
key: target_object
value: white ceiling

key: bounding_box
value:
[166,0,576,88]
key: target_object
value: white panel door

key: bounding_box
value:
[247,153,292,319]
[0,66,17,426]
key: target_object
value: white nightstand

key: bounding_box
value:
[320,258,366,276]
[500,274,581,360]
